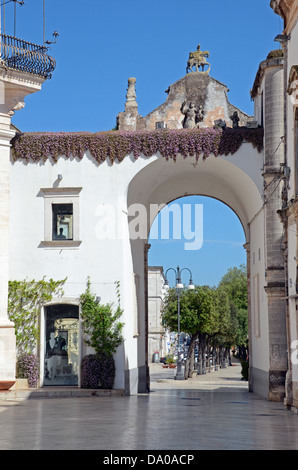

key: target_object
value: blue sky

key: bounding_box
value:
[148,196,246,287]
[6,0,282,286]
[8,0,282,133]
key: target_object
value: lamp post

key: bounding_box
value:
[164,266,194,380]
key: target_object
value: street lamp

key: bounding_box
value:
[164,266,195,380]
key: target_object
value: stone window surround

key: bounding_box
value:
[40,187,82,248]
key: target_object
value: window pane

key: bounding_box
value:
[52,204,73,240]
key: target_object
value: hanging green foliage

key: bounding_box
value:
[8,277,66,354]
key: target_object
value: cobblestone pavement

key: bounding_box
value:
[1,361,298,451]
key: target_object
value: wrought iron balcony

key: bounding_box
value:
[0,34,56,79]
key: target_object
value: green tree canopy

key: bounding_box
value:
[218,264,248,349]
[162,285,218,336]
[162,264,248,359]
[218,264,248,310]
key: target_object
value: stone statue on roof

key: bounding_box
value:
[186,44,211,75]
[181,101,204,128]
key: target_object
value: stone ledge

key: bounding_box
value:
[0,387,125,400]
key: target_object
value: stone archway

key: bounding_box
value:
[126,143,268,396]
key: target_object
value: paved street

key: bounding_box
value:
[1,361,298,451]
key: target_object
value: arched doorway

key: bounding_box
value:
[126,147,268,396]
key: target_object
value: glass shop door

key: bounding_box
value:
[44,304,79,386]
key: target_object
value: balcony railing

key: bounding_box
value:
[0,34,56,79]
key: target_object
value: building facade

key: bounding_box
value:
[8,62,268,397]
[1,2,297,405]
[148,266,167,362]
[270,0,298,411]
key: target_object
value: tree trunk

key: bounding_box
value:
[184,333,198,379]
[197,336,203,375]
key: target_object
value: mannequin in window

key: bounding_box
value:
[56,227,66,239]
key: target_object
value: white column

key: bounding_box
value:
[0,125,16,387]
[0,68,46,388]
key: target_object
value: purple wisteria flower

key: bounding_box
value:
[11,128,263,165]
[17,353,39,388]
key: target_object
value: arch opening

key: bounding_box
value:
[147,195,248,383]
[126,150,263,393]
[148,195,246,287]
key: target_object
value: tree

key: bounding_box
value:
[218,264,248,310]
[162,286,219,378]
[80,279,124,357]
[218,265,248,358]
[162,264,249,377]
[162,286,216,337]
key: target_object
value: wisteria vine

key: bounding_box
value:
[11,127,264,165]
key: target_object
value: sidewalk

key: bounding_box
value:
[149,359,247,391]
[1,359,298,450]
[0,360,245,400]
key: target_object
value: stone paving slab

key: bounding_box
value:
[149,360,248,390]
[0,361,244,400]
[0,361,298,450]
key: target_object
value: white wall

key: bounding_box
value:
[249,209,269,373]
[9,142,265,393]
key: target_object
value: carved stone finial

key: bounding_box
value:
[125,77,138,112]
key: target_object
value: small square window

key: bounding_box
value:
[52,204,73,240]
[40,187,82,249]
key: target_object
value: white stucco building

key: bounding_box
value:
[8,81,268,396]
[148,266,167,362]
[0,1,297,406]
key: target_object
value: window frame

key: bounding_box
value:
[40,187,82,248]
